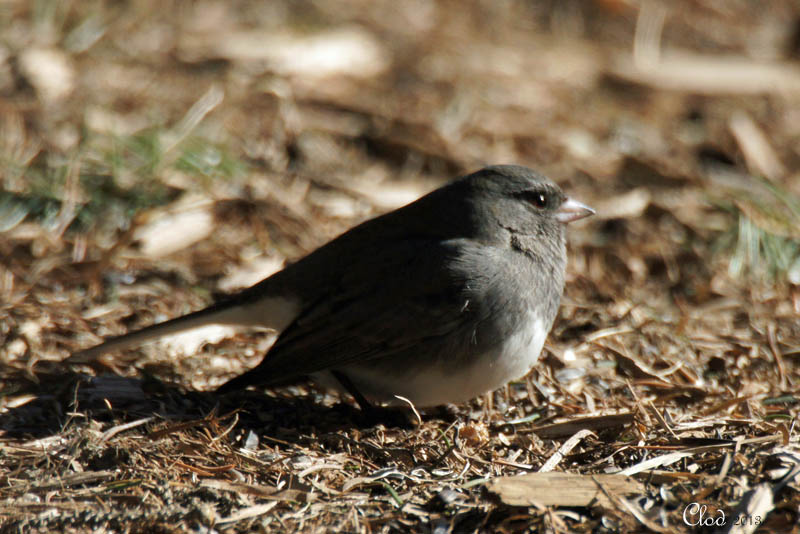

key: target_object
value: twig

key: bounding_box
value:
[394,395,423,426]
[648,400,679,440]
[540,429,596,473]
[99,416,155,444]
[767,323,788,389]
[594,476,671,533]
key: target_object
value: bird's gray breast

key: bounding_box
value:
[344,241,564,406]
[456,241,564,354]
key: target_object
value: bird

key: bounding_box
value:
[69,165,594,408]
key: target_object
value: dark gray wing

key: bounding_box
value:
[217,238,496,391]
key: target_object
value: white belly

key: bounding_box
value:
[323,312,549,407]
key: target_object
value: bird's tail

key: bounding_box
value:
[67,303,249,363]
[67,294,300,363]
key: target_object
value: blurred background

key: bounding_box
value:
[1,0,799,382]
[3,1,800,532]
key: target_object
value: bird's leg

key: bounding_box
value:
[331,370,412,428]
[331,370,374,412]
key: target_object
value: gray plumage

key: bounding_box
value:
[70,165,593,406]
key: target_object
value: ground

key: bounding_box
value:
[1,1,800,532]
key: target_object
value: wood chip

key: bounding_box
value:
[729,111,786,181]
[487,472,645,508]
[133,199,215,258]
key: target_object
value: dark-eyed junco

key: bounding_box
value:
[70,165,593,407]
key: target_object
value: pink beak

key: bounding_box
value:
[556,197,594,223]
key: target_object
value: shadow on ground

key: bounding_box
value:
[1,364,431,442]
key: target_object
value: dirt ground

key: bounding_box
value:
[2,1,800,532]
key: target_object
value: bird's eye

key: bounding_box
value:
[520,191,548,209]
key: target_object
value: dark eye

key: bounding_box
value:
[518,190,549,209]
